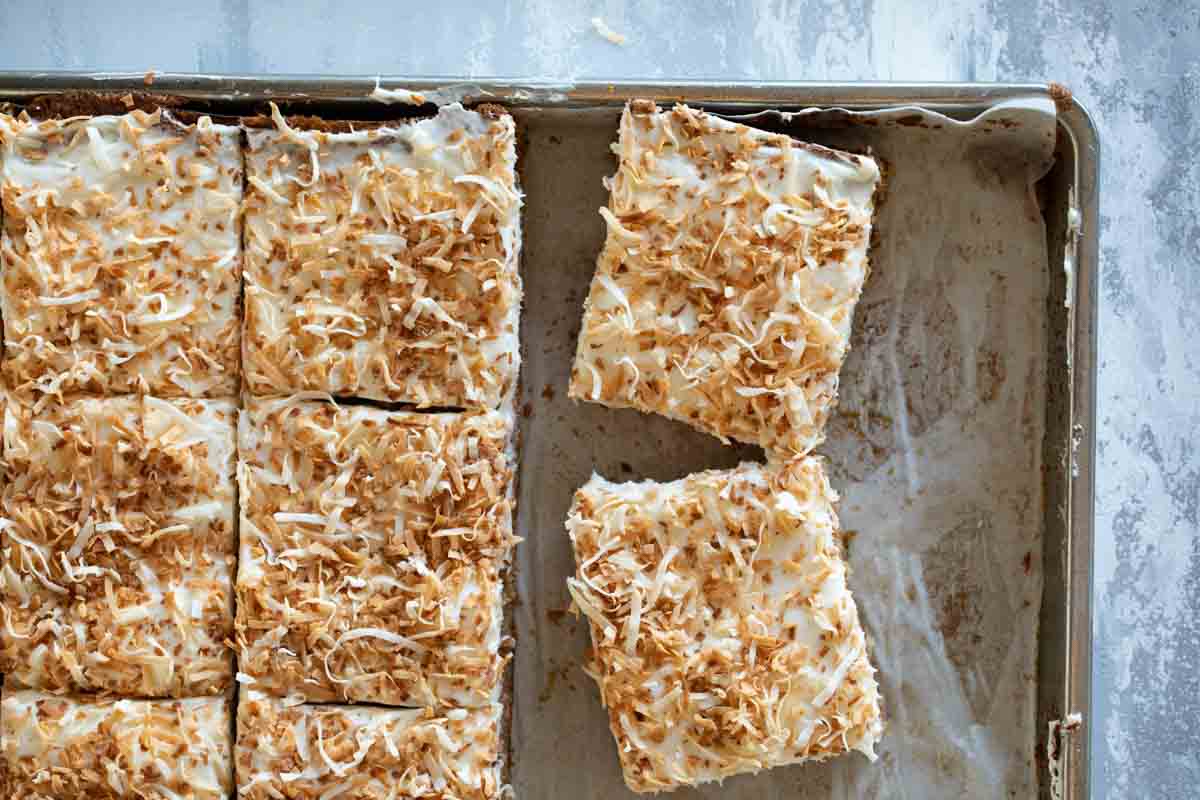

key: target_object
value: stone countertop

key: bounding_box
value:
[0,1,1196,796]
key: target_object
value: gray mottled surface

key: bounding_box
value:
[0,1,1196,796]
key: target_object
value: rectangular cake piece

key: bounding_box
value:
[570,101,880,456]
[0,110,243,399]
[0,395,237,697]
[242,103,522,407]
[566,457,883,793]
[2,689,232,799]
[235,396,515,707]
[237,689,504,800]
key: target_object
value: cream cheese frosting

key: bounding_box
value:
[569,101,879,456]
[0,395,237,697]
[236,689,504,800]
[235,396,514,707]
[1,689,233,800]
[565,457,882,792]
[0,110,243,400]
[242,103,522,408]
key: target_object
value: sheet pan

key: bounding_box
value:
[0,75,1097,800]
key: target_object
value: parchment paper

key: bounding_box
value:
[510,98,1057,799]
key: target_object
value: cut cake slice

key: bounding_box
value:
[236,688,504,800]
[570,101,880,456]
[565,457,883,792]
[0,110,243,399]
[242,104,522,408]
[0,395,237,697]
[235,396,515,707]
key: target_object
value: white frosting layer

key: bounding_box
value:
[570,101,879,456]
[1,689,233,799]
[0,110,243,399]
[236,689,504,800]
[566,457,883,792]
[242,103,522,408]
[235,396,514,707]
[0,395,237,697]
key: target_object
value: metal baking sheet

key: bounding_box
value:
[0,75,1096,800]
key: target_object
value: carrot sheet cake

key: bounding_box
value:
[242,103,521,408]
[0,110,243,399]
[235,396,515,707]
[565,457,882,792]
[2,688,232,799]
[236,689,504,800]
[570,101,880,456]
[0,395,237,697]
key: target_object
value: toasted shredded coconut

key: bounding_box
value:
[569,101,880,456]
[235,397,515,706]
[369,79,427,106]
[565,457,883,792]
[1,689,233,800]
[0,109,244,399]
[242,103,522,407]
[236,689,505,799]
[590,16,628,45]
[0,394,237,697]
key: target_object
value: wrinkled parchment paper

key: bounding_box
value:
[511,99,1056,799]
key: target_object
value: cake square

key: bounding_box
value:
[565,457,882,792]
[0,395,237,697]
[242,103,522,408]
[0,110,243,399]
[236,689,504,800]
[1,689,233,800]
[569,101,880,456]
[235,397,515,707]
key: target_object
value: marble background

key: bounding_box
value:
[0,1,1196,796]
